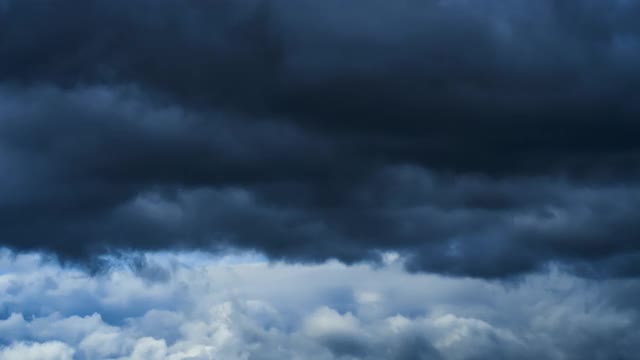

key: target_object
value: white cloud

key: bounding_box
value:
[303,307,361,338]
[0,341,74,360]
[0,250,638,359]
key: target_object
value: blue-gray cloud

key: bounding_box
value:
[1,0,640,278]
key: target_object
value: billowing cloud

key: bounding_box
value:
[0,342,74,360]
[1,0,640,278]
[3,2,639,358]
[1,251,639,359]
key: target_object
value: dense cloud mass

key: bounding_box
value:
[1,251,640,360]
[1,0,640,278]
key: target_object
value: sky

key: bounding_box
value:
[1,0,640,359]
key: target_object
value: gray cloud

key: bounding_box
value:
[1,85,640,277]
[1,0,640,278]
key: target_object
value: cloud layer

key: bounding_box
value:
[1,0,640,277]
[1,251,639,359]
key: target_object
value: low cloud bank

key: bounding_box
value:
[1,250,638,359]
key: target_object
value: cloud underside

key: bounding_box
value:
[1,252,639,360]
[1,0,640,277]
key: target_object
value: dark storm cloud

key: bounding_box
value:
[1,0,640,277]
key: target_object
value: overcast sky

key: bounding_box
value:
[1,1,640,358]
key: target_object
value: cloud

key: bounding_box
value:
[0,0,640,278]
[2,2,638,357]
[1,251,639,359]
[0,341,75,360]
